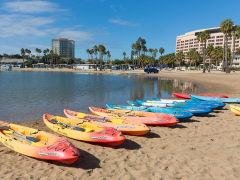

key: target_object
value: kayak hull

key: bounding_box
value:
[174,93,228,99]
[64,109,150,135]
[43,114,125,146]
[190,94,240,103]
[0,121,79,164]
[89,107,179,126]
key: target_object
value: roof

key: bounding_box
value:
[0,58,27,63]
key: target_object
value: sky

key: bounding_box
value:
[0,0,240,60]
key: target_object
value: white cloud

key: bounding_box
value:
[3,1,68,13]
[0,45,22,54]
[0,14,55,37]
[108,19,139,26]
[58,30,94,42]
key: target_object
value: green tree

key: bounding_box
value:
[159,47,165,58]
[197,30,210,73]
[230,26,240,70]
[206,44,214,72]
[176,51,184,69]
[220,18,234,72]
[20,48,25,68]
[98,45,106,71]
[86,49,90,60]
[186,49,194,70]
[211,46,223,70]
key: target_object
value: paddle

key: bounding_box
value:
[0,126,40,143]
[50,119,85,131]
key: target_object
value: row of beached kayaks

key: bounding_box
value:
[1,93,240,164]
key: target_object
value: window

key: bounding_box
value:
[185,43,188,45]
[185,40,188,42]
[190,39,193,41]
[185,46,188,48]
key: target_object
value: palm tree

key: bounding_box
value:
[122,52,126,69]
[159,47,165,58]
[186,49,193,70]
[65,59,70,66]
[149,48,153,56]
[230,26,240,70]
[176,51,184,69]
[131,50,134,60]
[89,49,94,62]
[142,46,148,55]
[211,46,223,70]
[98,45,106,71]
[86,49,90,60]
[50,50,53,65]
[38,49,42,62]
[220,18,234,72]
[20,48,25,68]
[197,30,210,73]
[93,45,98,69]
[46,48,49,64]
[206,44,214,72]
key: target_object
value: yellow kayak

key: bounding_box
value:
[43,114,125,146]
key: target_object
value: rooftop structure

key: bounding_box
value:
[52,38,75,58]
[176,27,240,62]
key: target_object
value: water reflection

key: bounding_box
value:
[0,71,197,123]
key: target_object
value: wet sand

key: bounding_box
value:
[1,68,240,179]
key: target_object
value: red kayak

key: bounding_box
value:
[174,93,228,99]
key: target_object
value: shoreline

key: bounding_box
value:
[1,68,240,179]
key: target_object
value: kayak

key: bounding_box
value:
[89,107,179,126]
[0,121,79,164]
[134,99,214,111]
[190,94,240,103]
[174,93,228,99]
[105,104,192,119]
[151,98,225,108]
[230,105,240,115]
[43,114,125,146]
[63,109,150,135]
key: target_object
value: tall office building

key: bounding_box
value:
[175,27,240,62]
[52,38,75,57]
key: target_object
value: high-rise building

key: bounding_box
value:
[52,38,75,57]
[175,27,240,62]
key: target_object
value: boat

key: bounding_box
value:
[89,107,179,126]
[150,98,225,108]
[134,99,215,110]
[230,105,240,115]
[190,94,240,103]
[43,114,125,146]
[0,121,79,164]
[106,104,192,119]
[64,109,150,135]
[174,93,228,99]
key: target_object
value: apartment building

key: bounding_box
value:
[175,27,240,63]
[52,38,75,58]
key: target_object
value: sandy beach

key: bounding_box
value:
[1,68,240,179]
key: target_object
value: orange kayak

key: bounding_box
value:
[89,107,179,126]
[43,114,125,146]
[64,109,150,135]
[0,121,79,164]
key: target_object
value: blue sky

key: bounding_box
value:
[0,0,240,60]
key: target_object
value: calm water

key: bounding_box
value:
[0,71,198,122]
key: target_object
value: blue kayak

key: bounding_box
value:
[132,100,212,115]
[106,104,193,119]
[150,98,224,108]
[190,94,240,103]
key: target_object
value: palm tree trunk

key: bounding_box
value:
[190,59,191,70]
[195,62,197,70]
[216,59,218,70]
[208,58,211,72]
[222,37,225,71]
[203,42,206,73]
[230,34,235,72]
[225,35,229,73]
[172,62,173,68]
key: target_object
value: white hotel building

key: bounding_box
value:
[52,38,75,58]
[175,27,240,63]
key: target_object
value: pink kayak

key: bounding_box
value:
[174,93,228,99]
